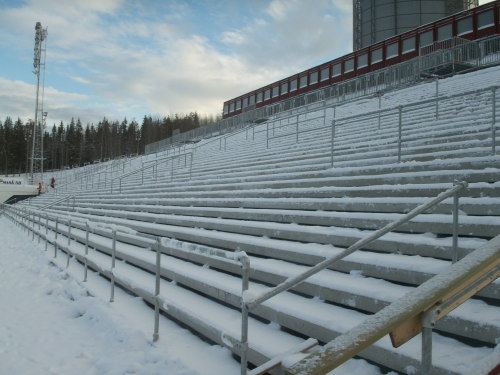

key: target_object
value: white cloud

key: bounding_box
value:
[0,0,353,123]
[0,76,106,125]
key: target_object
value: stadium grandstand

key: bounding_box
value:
[1,1,500,374]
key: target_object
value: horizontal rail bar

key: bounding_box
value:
[245,181,467,310]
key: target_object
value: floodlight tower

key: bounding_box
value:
[30,22,48,184]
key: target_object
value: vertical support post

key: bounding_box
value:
[296,115,299,143]
[266,122,269,149]
[240,254,250,375]
[435,77,439,120]
[219,137,222,150]
[452,185,460,264]
[492,86,496,155]
[84,222,89,282]
[398,106,403,163]
[110,229,117,302]
[153,237,161,342]
[252,125,255,141]
[421,311,434,375]
[378,94,382,130]
[54,217,59,258]
[66,219,72,268]
[37,214,41,244]
[330,119,336,168]
[45,214,49,251]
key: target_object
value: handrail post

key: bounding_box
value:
[330,119,336,168]
[492,86,497,155]
[66,219,72,268]
[45,214,49,251]
[452,181,460,263]
[54,217,59,258]
[240,253,250,375]
[421,309,435,374]
[266,122,269,148]
[296,115,299,143]
[435,76,439,120]
[153,237,162,342]
[84,222,89,282]
[398,106,403,163]
[378,93,382,130]
[110,229,117,302]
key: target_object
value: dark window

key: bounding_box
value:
[256,92,263,103]
[223,104,228,114]
[235,100,241,110]
[281,82,288,94]
[344,58,354,72]
[386,42,398,58]
[437,24,452,41]
[264,89,271,100]
[299,75,308,88]
[402,37,415,53]
[229,102,235,112]
[478,10,494,30]
[272,86,279,98]
[290,79,298,91]
[249,95,255,105]
[420,30,433,47]
[309,71,318,84]
[371,48,382,63]
[320,67,329,81]
[457,17,473,35]
[332,63,341,76]
[242,97,248,108]
[357,53,368,68]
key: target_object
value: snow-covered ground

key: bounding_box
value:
[0,216,387,375]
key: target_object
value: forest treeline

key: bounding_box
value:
[0,113,218,175]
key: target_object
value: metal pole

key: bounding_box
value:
[110,229,116,302]
[296,115,299,143]
[421,311,434,374]
[153,237,161,342]
[240,255,250,375]
[330,119,336,168]
[398,106,403,163]
[54,217,59,258]
[45,214,48,251]
[492,87,497,155]
[452,186,459,263]
[84,222,89,282]
[266,122,269,148]
[378,94,381,130]
[66,219,72,268]
[435,77,439,120]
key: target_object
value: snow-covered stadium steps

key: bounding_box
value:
[50,195,500,216]
[51,202,500,238]
[72,167,500,203]
[45,205,494,260]
[41,207,500,301]
[20,215,499,374]
[21,221,312,372]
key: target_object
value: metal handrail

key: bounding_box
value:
[110,152,193,193]
[40,194,75,211]
[286,234,500,375]
[145,35,500,155]
[238,181,468,374]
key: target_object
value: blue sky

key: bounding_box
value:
[0,0,491,126]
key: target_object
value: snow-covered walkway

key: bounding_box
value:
[0,216,388,375]
[0,216,236,375]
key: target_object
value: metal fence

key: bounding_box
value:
[145,35,500,155]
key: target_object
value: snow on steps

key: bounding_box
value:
[17,216,499,375]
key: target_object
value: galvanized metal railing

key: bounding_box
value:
[285,234,500,375]
[145,35,500,155]
[236,181,468,375]
[262,83,498,165]
[109,152,193,193]
[2,180,480,374]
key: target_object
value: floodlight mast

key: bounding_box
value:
[30,22,47,184]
